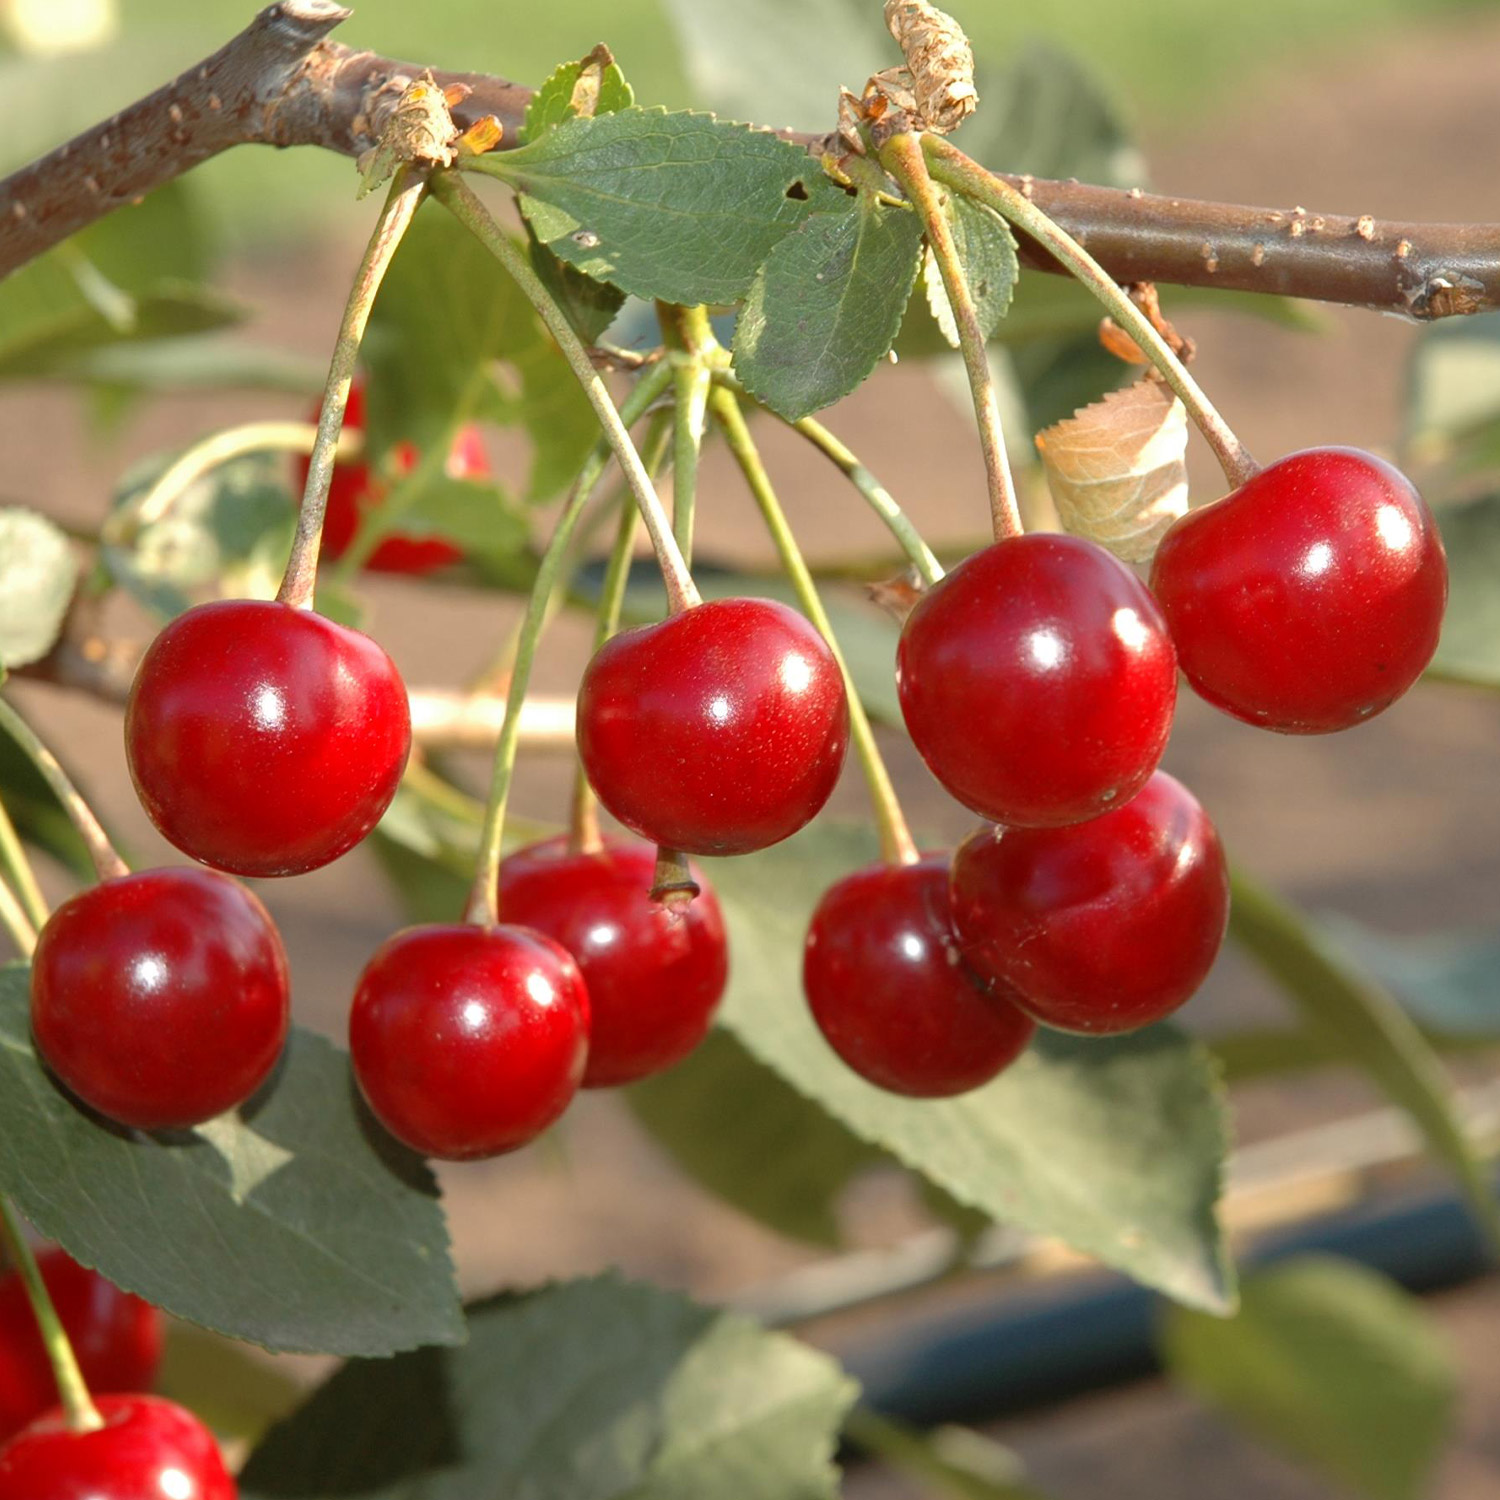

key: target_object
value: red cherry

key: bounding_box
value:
[0,1394,234,1500]
[294,377,485,575]
[349,924,590,1160]
[30,868,290,1131]
[0,1252,163,1445]
[949,772,1229,1035]
[577,598,849,856]
[896,534,1177,828]
[803,855,1036,1097]
[1150,447,1448,733]
[125,599,411,877]
[498,836,728,1088]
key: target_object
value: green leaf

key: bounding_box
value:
[156,1325,305,1445]
[733,189,924,420]
[1229,868,1500,1249]
[0,508,77,667]
[846,1409,1052,1500]
[379,474,529,560]
[1161,1256,1457,1500]
[477,108,845,306]
[1404,311,1500,465]
[1426,491,1500,688]
[922,196,1019,348]
[705,823,1235,1312]
[522,46,635,143]
[0,965,462,1356]
[240,1276,858,1499]
[0,731,95,879]
[528,225,627,345]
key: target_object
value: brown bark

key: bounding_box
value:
[1,0,1498,320]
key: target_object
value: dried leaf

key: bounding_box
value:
[1035,379,1189,563]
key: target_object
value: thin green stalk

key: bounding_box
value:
[0,698,126,883]
[657,303,715,566]
[0,1198,101,1432]
[464,359,676,927]
[710,387,919,868]
[431,173,700,614]
[923,135,1258,489]
[880,132,1022,542]
[278,166,429,610]
[568,409,673,857]
[0,878,36,956]
[0,797,47,932]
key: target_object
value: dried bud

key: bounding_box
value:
[883,0,977,134]
[357,73,463,197]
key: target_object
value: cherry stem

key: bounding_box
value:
[922,136,1260,490]
[431,172,701,614]
[0,877,37,957]
[0,795,48,932]
[710,387,920,868]
[650,847,699,909]
[713,371,944,588]
[464,359,677,928]
[880,132,1023,543]
[656,303,713,566]
[0,1198,102,1433]
[109,421,361,547]
[276,166,429,611]
[0,697,127,884]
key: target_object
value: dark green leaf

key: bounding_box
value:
[1427,491,1500,688]
[0,965,462,1356]
[733,189,923,420]
[0,725,95,878]
[0,508,77,667]
[241,1276,857,1499]
[528,227,627,345]
[477,108,846,306]
[1229,868,1500,1249]
[522,46,635,143]
[706,824,1235,1312]
[1161,1255,1456,1500]
[922,196,1019,348]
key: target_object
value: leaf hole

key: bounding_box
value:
[785,181,810,201]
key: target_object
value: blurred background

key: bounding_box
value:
[3,0,1500,1496]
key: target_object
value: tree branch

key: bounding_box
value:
[2,0,1498,320]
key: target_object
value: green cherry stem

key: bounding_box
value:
[0,794,48,932]
[463,359,676,928]
[277,166,429,611]
[0,1198,102,1433]
[0,876,37,957]
[431,173,701,614]
[656,303,714,565]
[710,387,920,868]
[0,697,126,884]
[879,132,1022,543]
[922,135,1259,489]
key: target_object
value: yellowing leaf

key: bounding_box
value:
[1035,378,1189,562]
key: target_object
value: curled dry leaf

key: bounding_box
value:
[883,0,977,133]
[1035,380,1190,563]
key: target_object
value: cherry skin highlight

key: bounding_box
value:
[349,924,590,1160]
[950,772,1229,1035]
[1150,447,1448,733]
[295,375,487,574]
[804,855,1036,1097]
[577,597,849,856]
[125,599,411,877]
[0,1251,163,1445]
[896,534,1177,828]
[498,836,728,1088]
[30,867,290,1131]
[0,1394,234,1500]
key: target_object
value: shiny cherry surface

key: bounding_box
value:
[577,597,849,856]
[295,377,486,574]
[1150,447,1448,733]
[349,924,590,1160]
[498,836,728,1087]
[950,772,1229,1035]
[0,1252,163,1445]
[897,534,1177,828]
[804,856,1035,1097]
[31,868,290,1130]
[125,599,411,877]
[0,1395,234,1500]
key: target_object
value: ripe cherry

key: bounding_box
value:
[498,836,728,1088]
[0,1251,163,1445]
[125,599,411,877]
[349,924,590,1160]
[896,534,1177,828]
[804,855,1036,1097]
[294,376,487,575]
[577,597,849,856]
[1150,447,1448,733]
[0,1394,234,1500]
[950,772,1229,1035]
[31,867,289,1131]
